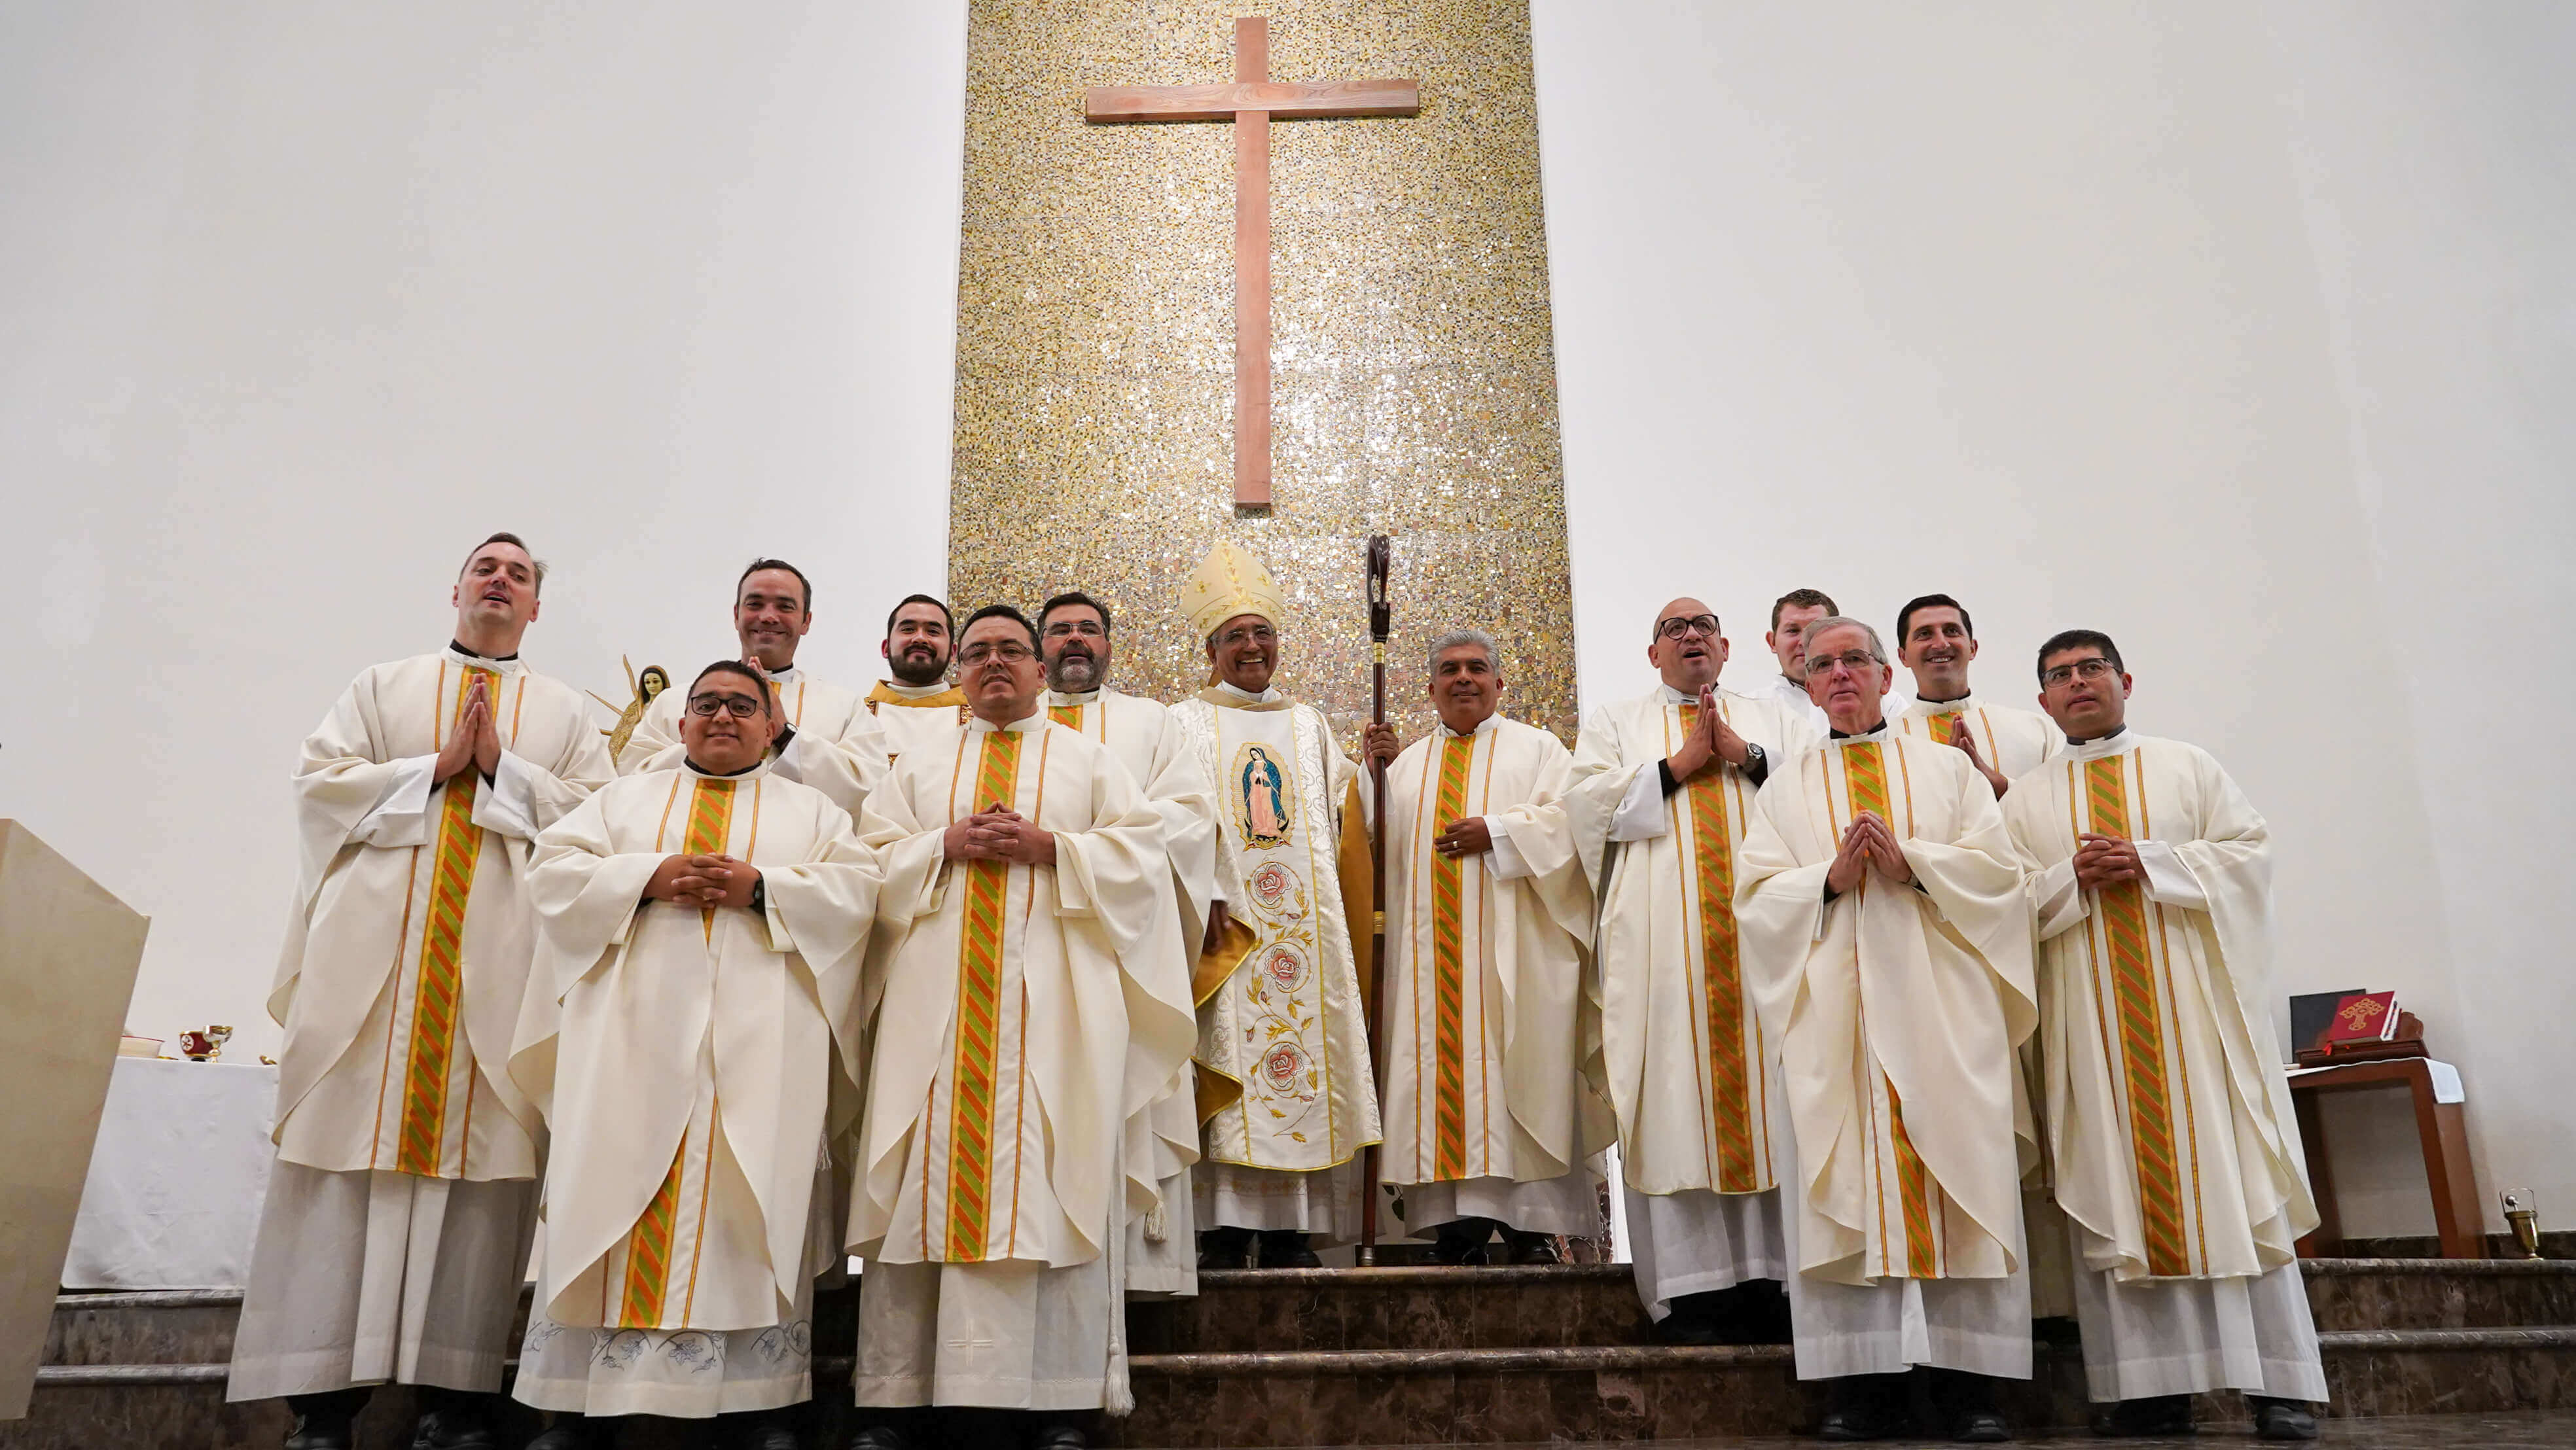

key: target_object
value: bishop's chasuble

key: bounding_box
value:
[230,645,613,1402]
[850,716,1193,1410]
[1043,686,1221,1296]
[509,762,880,1417]
[1170,684,1383,1239]
[866,679,969,768]
[1370,713,1609,1238]
[2003,730,2325,1402]
[622,665,891,821]
[1736,726,2037,1381]
[1895,693,2064,783]
[1565,684,1819,1319]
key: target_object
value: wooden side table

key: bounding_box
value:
[2288,1056,2485,1259]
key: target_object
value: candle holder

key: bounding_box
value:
[2502,1188,2543,1260]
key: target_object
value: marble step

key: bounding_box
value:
[16,1328,2576,1449]
[39,1259,2576,1372]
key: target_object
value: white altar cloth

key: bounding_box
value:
[61,1057,277,1290]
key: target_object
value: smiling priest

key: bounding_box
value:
[847,605,1194,1450]
[1037,590,1221,1297]
[1564,597,1821,1343]
[1169,542,1383,1271]
[505,661,882,1449]
[617,558,891,819]
[1736,616,2037,1443]
[2002,631,2325,1442]
[228,534,615,1450]
[1359,629,1610,1265]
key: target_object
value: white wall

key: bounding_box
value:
[1531,0,2575,1234]
[0,1,969,1058]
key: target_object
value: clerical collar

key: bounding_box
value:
[683,756,768,779]
[1912,691,1972,709]
[1046,687,1103,706]
[447,639,519,663]
[1215,680,1280,704]
[762,663,802,687]
[1658,682,1726,705]
[1829,720,1891,741]
[1436,713,1499,739]
[881,678,952,699]
[2064,724,2128,747]
[965,712,1042,733]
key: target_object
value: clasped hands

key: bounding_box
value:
[1355,724,1490,859]
[1827,811,1913,894]
[2073,832,2143,893]
[1942,728,2010,797]
[645,853,760,909]
[1666,686,1753,782]
[944,807,1056,866]
[433,673,504,784]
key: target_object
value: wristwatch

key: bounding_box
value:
[1740,742,1767,773]
[747,876,766,913]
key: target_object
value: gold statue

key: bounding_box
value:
[589,658,670,766]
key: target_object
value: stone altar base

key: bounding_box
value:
[16,1260,2576,1447]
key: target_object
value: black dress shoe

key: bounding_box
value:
[525,1413,605,1450]
[1256,1229,1322,1268]
[721,1408,802,1450]
[2089,1394,2194,1437]
[846,1421,914,1450]
[1500,1230,1561,1265]
[1196,1226,1252,1269]
[283,1388,370,1450]
[1818,1373,1910,1441]
[2249,1398,2320,1441]
[1431,1221,1494,1265]
[410,1387,499,1450]
[1031,1419,1090,1450]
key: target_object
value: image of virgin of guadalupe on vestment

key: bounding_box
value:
[1172,697,1381,1182]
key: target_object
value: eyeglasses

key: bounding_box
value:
[1215,622,1275,646]
[1808,650,1882,676]
[1655,614,1720,641]
[687,692,765,719]
[957,641,1036,665]
[2041,658,2120,688]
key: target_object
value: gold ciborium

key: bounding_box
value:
[2502,1189,2543,1260]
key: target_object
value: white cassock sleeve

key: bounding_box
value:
[1609,764,1665,841]
[350,756,438,846]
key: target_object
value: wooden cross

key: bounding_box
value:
[1086,18,1420,507]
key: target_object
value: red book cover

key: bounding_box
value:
[2320,991,2400,1046]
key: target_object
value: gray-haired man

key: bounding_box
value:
[1359,631,1611,1264]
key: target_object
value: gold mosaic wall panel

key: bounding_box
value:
[946,0,1575,743]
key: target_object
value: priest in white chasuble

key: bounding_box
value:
[506,661,881,1447]
[1563,597,1819,1342]
[1037,590,1219,1297]
[1889,591,2076,1323]
[1168,541,1382,1271]
[618,557,891,819]
[228,534,615,1450]
[865,592,969,767]
[1357,629,1609,1265]
[2003,630,2325,1442]
[1736,616,2037,1443]
[1891,593,2065,795]
[847,605,1193,1450]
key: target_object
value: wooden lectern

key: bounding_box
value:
[0,822,149,1419]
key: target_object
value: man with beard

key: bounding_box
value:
[509,662,880,1448]
[1359,630,1609,1266]
[618,559,891,819]
[1037,590,1222,1296]
[1890,593,2063,798]
[846,606,1192,1450]
[1733,588,1836,728]
[228,534,615,1450]
[1736,616,2035,1442]
[1565,598,1818,1341]
[2002,632,2325,1441]
[867,594,966,767]
[1168,541,1382,1271]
